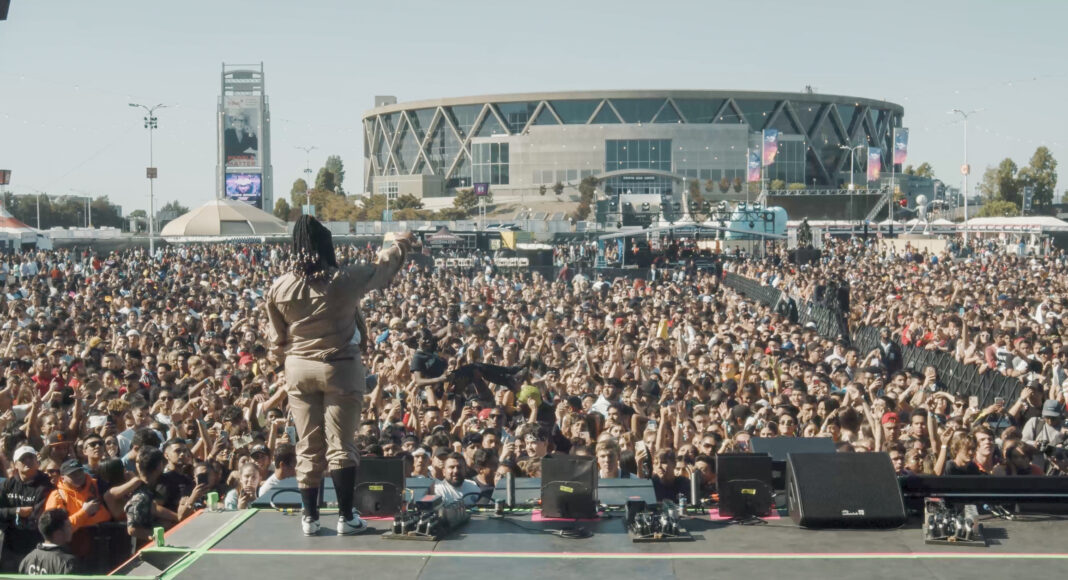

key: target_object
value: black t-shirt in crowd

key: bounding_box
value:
[18,544,79,576]
[156,470,193,512]
[411,350,448,379]
[943,461,984,476]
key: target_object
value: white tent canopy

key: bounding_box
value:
[0,206,44,247]
[160,199,287,238]
[964,216,1068,233]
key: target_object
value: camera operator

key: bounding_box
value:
[1022,400,1066,469]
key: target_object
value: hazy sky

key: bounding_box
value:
[1,0,1066,213]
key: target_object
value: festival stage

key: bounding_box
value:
[110,507,1068,580]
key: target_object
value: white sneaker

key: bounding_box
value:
[337,514,368,535]
[302,516,321,536]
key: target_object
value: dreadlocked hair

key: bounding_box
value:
[291,215,338,281]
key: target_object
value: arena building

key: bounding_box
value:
[362,90,904,207]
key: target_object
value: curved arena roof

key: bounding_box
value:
[362,89,904,192]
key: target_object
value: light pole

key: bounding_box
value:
[950,109,979,245]
[69,189,93,228]
[294,146,317,211]
[129,102,166,256]
[839,144,866,235]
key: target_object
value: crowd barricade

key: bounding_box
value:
[852,326,1022,407]
[725,273,1021,407]
[721,272,782,307]
[798,300,850,343]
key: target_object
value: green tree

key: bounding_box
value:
[324,155,346,195]
[978,199,1020,217]
[453,188,479,215]
[314,167,336,194]
[88,196,124,229]
[719,178,730,193]
[578,176,598,205]
[273,198,291,221]
[393,193,424,210]
[770,179,786,190]
[552,181,564,197]
[904,162,935,178]
[572,201,592,221]
[434,207,469,220]
[291,178,309,206]
[787,182,806,190]
[1018,146,1058,214]
[160,200,189,216]
[704,179,716,195]
[978,158,1022,206]
[539,184,547,196]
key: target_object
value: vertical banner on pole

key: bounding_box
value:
[867,148,882,182]
[761,129,779,166]
[893,128,909,166]
[747,150,762,182]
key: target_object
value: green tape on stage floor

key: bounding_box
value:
[206,549,1068,560]
[158,508,259,580]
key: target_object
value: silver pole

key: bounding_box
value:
[950,109,979,246]
[149,120,155,256]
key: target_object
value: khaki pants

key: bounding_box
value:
[285,356,365,488]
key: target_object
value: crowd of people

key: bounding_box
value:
[0,234,1067,572]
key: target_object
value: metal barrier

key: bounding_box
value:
[852,326,1023,407]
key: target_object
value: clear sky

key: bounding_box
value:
[1,0,1066,213]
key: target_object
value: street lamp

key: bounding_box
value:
[69,189,93,228]
[950,109,980,245]
[839,144,866,234]
[294,145,317,188]
[129,102,167,256]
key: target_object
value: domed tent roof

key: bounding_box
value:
[160,198,287,238]
[0,206,38,234]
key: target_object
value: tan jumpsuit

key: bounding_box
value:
[265,246,404,488]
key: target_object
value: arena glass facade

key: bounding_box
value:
[362,91,903,200]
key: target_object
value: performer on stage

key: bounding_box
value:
[266,216,412,536]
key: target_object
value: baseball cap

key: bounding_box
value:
[462,433,482,448]
[13,445,37,462]
[1042,400,1065,418]
[410,447,429,457]
[249,444,270,457]
[59,459,85,477]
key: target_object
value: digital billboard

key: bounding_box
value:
[225,173,262,208]
[223,95,261,169]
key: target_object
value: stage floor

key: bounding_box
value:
[115,509,1068,580]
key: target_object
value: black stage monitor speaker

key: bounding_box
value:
[355,457,405,517]
[751,437,836,462]
[716,453,773,518]
[541,454,597,519]
[787,452,906,529]
[752,437,836,490]
[721,479,774,520]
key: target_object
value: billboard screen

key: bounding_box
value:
[225,173,262,208]
[223,95,261,169]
